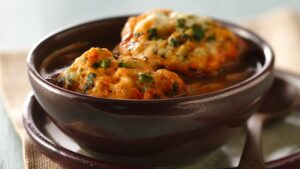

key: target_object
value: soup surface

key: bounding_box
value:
[50,9,260,99]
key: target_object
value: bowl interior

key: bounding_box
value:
[26,16,275,167]
[28,15,273,102]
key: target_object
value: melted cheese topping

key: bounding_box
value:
[55,9,246,100]
[57,48,186,99]
[117,9,240,76]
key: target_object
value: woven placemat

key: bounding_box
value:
[0,53,62,169]
[0,8,299,169]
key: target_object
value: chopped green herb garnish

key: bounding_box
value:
[207,35,216,42]
[93,59,111,69]
[118,61,130,68]
[93,62,100,68]
[204,21,212,26]
[134,32,141,37]
[100,59,111,68]
[84,73,96,92]
[141,86,149,92]
[138,73,154,83]
[57,77,65,86]
[147,28,159,40]
[57,76,74,89]
[169,38,180,47]
[192,25,204,41]
[169,34,190,47]
[172,82,179,94]
[65,77,74,88]
[177,18,186,28]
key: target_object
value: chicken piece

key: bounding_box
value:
[109,68,186,99]
[56,47,186,99]
[116,9,241,76]
[56,47,118,93]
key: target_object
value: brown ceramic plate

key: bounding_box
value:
[23,70,300,169]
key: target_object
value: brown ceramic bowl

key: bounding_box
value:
[27,15,274,168]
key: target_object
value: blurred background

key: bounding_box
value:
[1,0,300,51]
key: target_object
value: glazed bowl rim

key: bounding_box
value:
[27,14,274,103]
